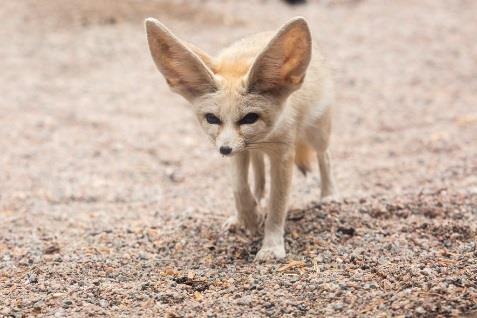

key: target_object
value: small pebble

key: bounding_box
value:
[416,306,426,314]
[99,299,109,308]
[27,274,38,284]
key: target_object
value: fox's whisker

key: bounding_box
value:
[246,141,291,146]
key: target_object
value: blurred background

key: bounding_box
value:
[0,0,476,316]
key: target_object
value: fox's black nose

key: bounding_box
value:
[219,146,232,155]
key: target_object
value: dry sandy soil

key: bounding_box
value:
[1,0,476,317]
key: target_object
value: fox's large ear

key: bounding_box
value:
[247,17,312,97]
[145,18,217,102]
[185,42,216,73]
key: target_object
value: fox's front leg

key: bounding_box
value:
[251,152,265,202]
[256,150,294,261]
[223,152,263,233]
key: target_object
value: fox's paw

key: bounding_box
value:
[321,192,340,203]
[222,215,242,233]
[243,206,266,235]
[320,194,340,203]
[255,244,286,262]
[321,184,339,202]
[223,206,266,235]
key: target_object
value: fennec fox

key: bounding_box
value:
[145,17,337,261]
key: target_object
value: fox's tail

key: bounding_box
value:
[295,142,315,175]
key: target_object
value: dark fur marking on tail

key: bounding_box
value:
[297,165,310,176]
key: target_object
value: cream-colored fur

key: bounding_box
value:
[145,17,337,261]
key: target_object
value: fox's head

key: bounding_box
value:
[145,17,312,155]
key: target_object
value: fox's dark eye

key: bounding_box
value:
[239,113,259,125]
[205,113,221,125]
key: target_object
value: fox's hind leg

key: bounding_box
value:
[251,152,266,203]
[317,150,337,199]
[306,108,338,200]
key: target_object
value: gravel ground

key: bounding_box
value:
[1,0,476,317]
